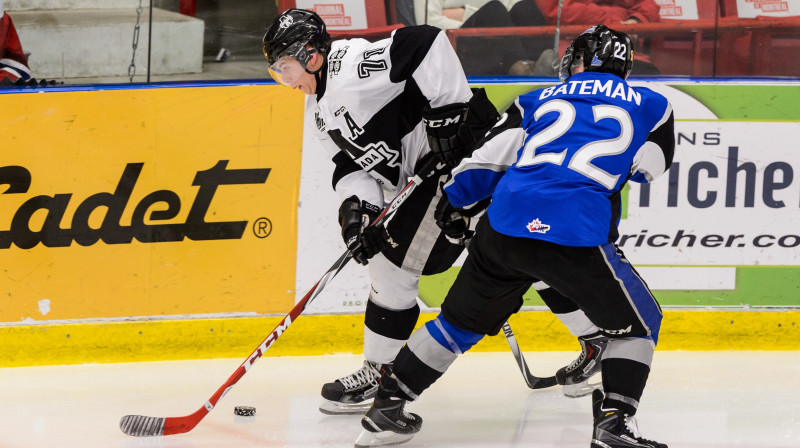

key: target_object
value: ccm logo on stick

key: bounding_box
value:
[244,317,292,371]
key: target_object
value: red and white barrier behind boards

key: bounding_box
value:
[736,0,800,17]
[655,0,700,20]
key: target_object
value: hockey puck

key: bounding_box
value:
[234,406,256,417]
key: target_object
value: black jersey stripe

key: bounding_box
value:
[647,110,675,171]
[330,150,362,190]
[388,25,441,83]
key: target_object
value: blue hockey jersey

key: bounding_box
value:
[444,71,675,247]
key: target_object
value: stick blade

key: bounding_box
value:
[120,415,165,437]
[529,375,558,389]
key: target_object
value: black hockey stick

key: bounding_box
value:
[502,322,558,389]
[120,160,440,437]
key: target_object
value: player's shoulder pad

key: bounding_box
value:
[388,25,443,82]
[390,24,441,46]
[631,84,672,121]
[629,83,669,105]
[515,90,546,131]
[517,87,541,101]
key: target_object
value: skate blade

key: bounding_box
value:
[563,380,602,398]
[354,428,415,447]
[590,439,614,448]
[319,399,373,415]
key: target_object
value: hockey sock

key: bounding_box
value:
[391,314,483,400]
[425,313,484,354]
[364,300,420,340]
[363,300,421,363]
[600,357,650,415]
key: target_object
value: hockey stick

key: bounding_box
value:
[502,322,558,389]
[120,162,438,437]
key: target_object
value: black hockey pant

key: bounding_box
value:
[392,217,663,415]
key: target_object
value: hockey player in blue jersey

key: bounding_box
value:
[354,25,675,448]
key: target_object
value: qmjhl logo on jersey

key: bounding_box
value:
[0,160,270,250]
[526,218,550,234]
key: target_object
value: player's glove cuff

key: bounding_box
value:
[434,192,471,246]
[338,196,391,265]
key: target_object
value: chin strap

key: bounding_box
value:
[308,54,326,94]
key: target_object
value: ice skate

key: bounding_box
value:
[591,389,667,448]
[556,331,608,397]
[354,373,422,448]
[319,360,381,415]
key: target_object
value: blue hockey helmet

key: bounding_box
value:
[558,25,634,82]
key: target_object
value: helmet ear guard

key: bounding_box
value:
[558,44,578,82]
[558,25,634,82]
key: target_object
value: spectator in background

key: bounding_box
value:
[395,0,417,26]
[415,0,555,76]
[0,5,32,84]
[556,0,660,25]
[549,0,662,74]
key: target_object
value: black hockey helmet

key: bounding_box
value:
[263,9,331,73]
[558,25,634,82]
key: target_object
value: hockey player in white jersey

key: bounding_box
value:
[263,8,502,415]
[354,25,674,448]
[263,9,607,416]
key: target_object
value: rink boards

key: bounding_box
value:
[3,310,799,366]
[1,79,799,367]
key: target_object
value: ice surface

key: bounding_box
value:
[1,351,798,448]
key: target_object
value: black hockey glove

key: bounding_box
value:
[338,196,392,265]
[435,189,491,246]
[423,88,500,168]
[423,102,470,168]
[435,195,471,246]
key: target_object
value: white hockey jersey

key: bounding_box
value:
[305,25,472,207]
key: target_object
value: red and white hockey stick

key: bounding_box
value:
[120,165,432,437]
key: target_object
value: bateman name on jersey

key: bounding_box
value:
[539,78,642,106]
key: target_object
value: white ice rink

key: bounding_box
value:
[2,351,799,448]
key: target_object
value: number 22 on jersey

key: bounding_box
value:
[517,99,633,190]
